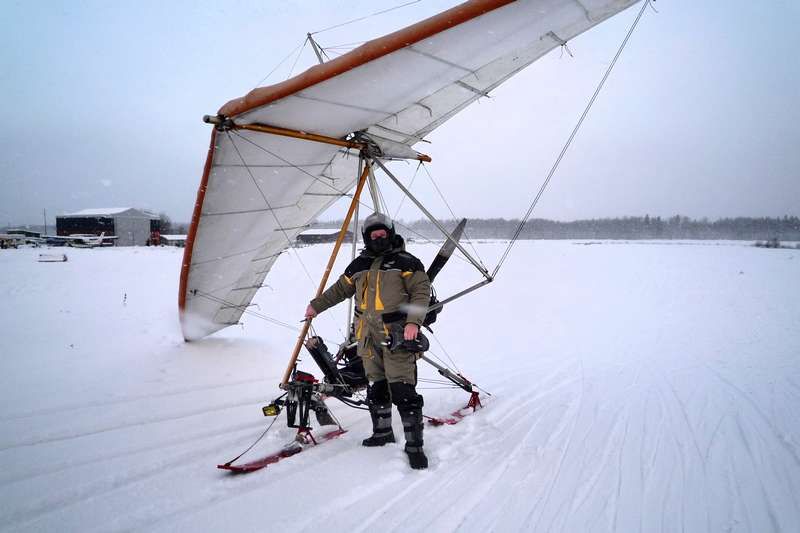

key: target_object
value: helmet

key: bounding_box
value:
[362,212,395,241]
[362,212,395,254]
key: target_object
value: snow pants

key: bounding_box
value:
[357,315,417,384]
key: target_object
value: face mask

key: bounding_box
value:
[367,236,391,254]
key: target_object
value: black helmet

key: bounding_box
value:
[362,212,395,241]
[362,212,396,254]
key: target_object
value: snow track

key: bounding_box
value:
[1,241,798,532]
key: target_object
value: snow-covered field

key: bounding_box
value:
[1,240,798,532]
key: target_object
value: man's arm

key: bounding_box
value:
[308,274,357,316]
[403,269,431,327]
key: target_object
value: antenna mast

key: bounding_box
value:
[307,33,325,64]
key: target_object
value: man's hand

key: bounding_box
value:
[404,323,419,341]
[305,304,318,320]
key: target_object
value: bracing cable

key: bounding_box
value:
[491,0,651,278]
[225,132,346,340]
[222,401,285,466]
[393,161,422,219]
[253,38,307,89]
[420,163,487,270]
[311,0,423,35]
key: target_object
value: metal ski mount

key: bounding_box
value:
[217,368,346,474]
[263,369,339,429]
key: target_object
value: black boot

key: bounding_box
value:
[362,403,395,446]
[363,380,395,447]
[391,382,428,470]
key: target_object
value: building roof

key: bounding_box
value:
[59,208,160,219]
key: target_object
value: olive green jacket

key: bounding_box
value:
[310,245,431,327]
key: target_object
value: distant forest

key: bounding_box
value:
[5,215,799,242]
[319,216,800,241]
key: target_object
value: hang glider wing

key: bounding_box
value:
[180,0,640,341]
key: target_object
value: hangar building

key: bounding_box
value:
[56,208,160,246]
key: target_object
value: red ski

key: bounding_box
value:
[426,391,484,426]
[218,427,347,474]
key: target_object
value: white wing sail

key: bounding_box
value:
[180,0,640,341]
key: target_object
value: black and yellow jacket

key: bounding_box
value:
[310,242,431,327]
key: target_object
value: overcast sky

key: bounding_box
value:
[2,0,798,226]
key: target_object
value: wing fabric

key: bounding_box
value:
[180,0,640,341]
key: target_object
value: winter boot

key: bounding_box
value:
[362,380,395,447]
[391,382,428,470]
[362,403,395,446]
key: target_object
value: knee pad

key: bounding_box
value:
[367,380,391,405]
[389,382,423,410]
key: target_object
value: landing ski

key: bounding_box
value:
[427,391,484,426]
[218,427,347,474]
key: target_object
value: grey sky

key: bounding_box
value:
[1,0,798,226]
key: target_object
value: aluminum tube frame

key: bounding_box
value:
[366,164,383,214]
[419,355,474,393]
[373,158,491,280]
[427,279,492,314]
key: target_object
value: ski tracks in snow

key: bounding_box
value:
[2,242,799,532]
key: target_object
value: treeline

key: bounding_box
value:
[320,215,800,241]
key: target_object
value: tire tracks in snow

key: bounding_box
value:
[4,406,367,532]
[0,396,267,451]
[0,377,271,422]
[648,371,689,533]
[526,355,586,532]
[733,413,782,531]
[661,373,712,533]
[705,363,800,468]
[1,423,263,530]
[0,418,262,486]
[294,362,582,533]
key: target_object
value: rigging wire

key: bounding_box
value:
[491,0,651,278]
[193,290,299,332]
[393,161,422,220]
[429,332,461,374]
[230,127,477,269]
[286,37,310,79]
[253,0,420,89]
[225,128,478,270]
[322,40,367,49]
[227,131,346,339]
[310,0,423,35]
[252,38,307,89]
[191,290,344,347]
[420,163,487,270]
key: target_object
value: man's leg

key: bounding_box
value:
[385,350,428,469]
[361,339,395,447]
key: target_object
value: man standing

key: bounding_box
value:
[305,213,431,469]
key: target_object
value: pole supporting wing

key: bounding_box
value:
[280,161,373,388]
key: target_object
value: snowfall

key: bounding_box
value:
[1,239,798,532]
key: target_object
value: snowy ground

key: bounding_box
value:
[1,240,799,532]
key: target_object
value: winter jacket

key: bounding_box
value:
[310,243,431,328]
